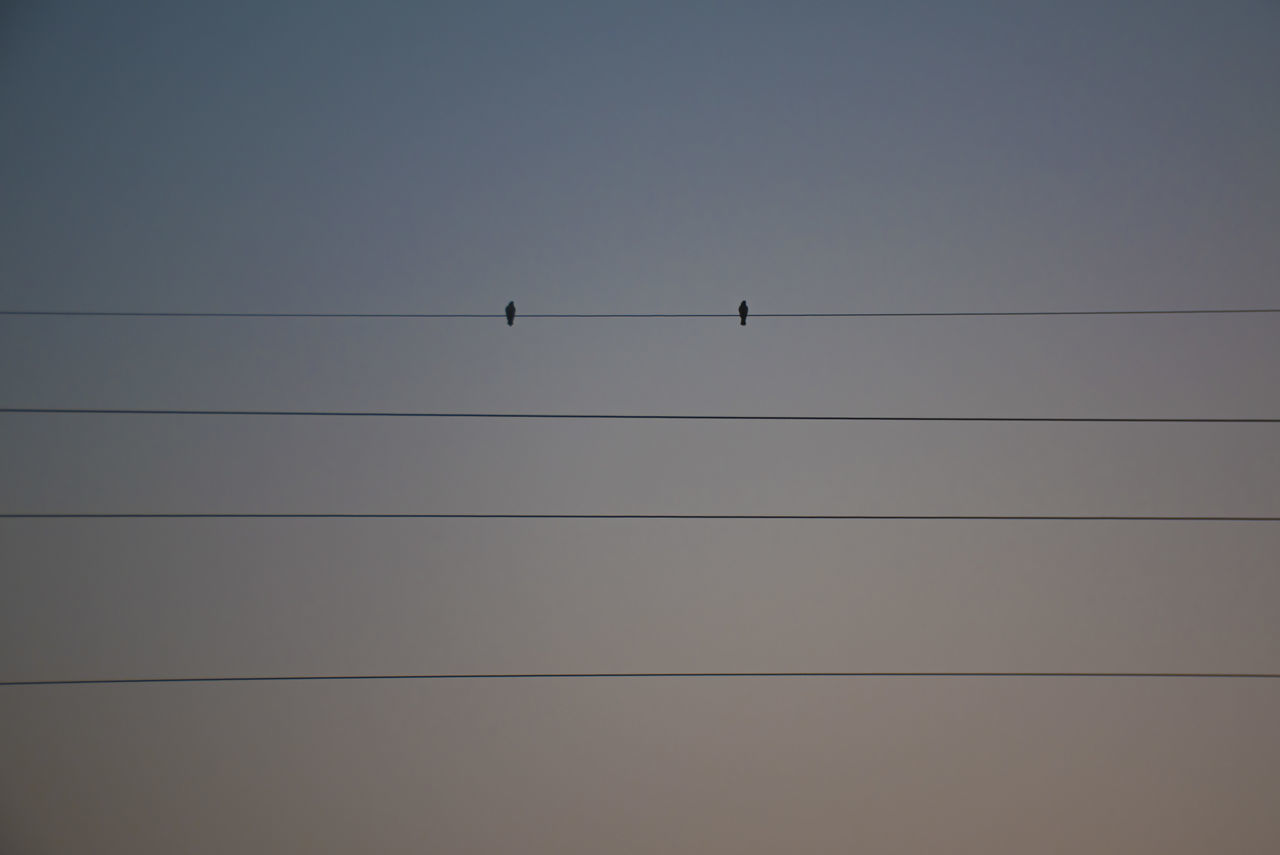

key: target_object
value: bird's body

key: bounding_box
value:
[505,301,516,326]
[739,300,749,325]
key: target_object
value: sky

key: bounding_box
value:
[2,1,1278,851]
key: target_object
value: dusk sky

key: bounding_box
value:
[2,2,1278,851]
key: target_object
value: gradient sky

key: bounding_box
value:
[2,2,1278,852]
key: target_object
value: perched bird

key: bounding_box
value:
[505,301,516,327]
[738,300,749,326]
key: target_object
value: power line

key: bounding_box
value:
[2,408,1277,423]
[3,513,1277,521]
[4,671,1278,687]
[3,308,1280,319]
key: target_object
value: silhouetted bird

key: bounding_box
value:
[739,300,749,326]
[505,301,516,327]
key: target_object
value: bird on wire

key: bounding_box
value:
[739,300,749,325]
[505,301,516,326]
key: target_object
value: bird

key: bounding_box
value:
[738,300,749,326]
[505,301,516,326]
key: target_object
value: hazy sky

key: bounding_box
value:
[2,2,1278,852]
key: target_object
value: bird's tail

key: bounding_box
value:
[740,317,746,326]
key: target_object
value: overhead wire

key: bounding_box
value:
[3,513,1276,521]
[5,302,1274,686]
[3,308,1280,319]
[1,408,1277,423]
[4,671,1279,687]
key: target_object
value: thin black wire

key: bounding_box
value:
[2,408,1277,423]
[3,671,1278,687]
[3,308,1280,319]
[3,513,1277,520]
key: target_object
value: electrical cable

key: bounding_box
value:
[3,514,1276,521]
[4,308,1280,319]
[2,408,1277,423]
[4,671,1279,687]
